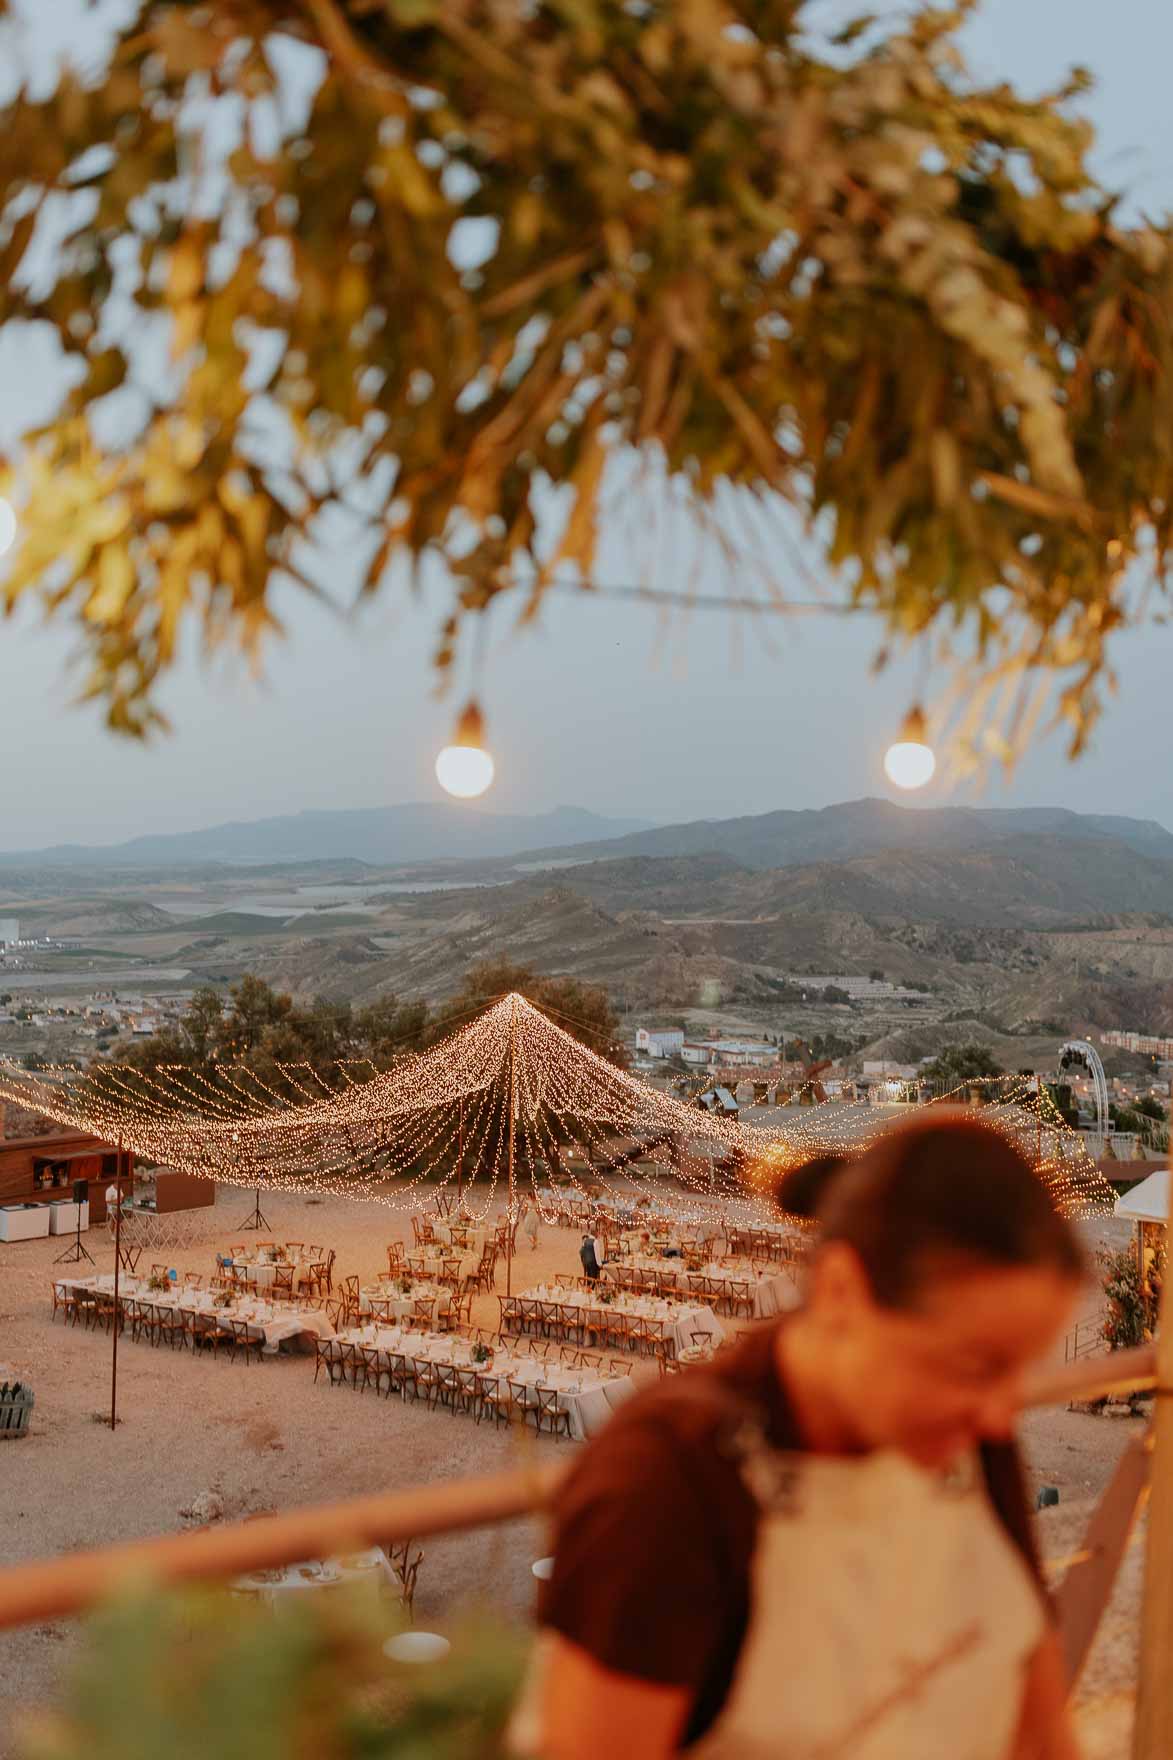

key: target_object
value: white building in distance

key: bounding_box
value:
[681,1039,777,1069]
[0,919,18,947]
[635,1027,685,1059]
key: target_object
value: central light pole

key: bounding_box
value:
[110,1136,123,1432]
[506,996,518,1298]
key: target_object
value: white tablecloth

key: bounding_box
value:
[234,1546,395,1604]
[359,1282,452,1322]
[685,1263,793,1319]
[341,1326,635,1441]
[406,1247,477,1281]
[518,1284,724,1356]
[55,1275,334,1355]
[231,1260,318,1294]
[433,1221,488,1254]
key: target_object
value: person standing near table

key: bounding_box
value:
[104,1178,122,1236]
[515,1117,1085,1760]
[578,1233,601,1284]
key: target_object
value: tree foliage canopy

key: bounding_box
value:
[921,1038,1003,1083]
[113,973,431,1096]
[0,1,1170,758]
[449,956,627,1064]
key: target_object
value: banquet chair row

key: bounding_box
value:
[685,1274,755,1320]
[116,1297,268,1362]
[498,1294,676,1361]
[313,1331,589,1440]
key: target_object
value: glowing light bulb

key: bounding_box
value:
[0,498,16,558]
[435,701,495,799]
[883,708,935,790]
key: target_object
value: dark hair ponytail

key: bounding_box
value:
[814,1115,1085,1309]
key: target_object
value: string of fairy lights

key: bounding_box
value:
[0,994,1115,1224]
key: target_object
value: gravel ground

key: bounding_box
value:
[0,1196,1145,1757]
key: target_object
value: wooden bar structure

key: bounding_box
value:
[0,1131,119,1220]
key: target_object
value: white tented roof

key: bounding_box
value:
[1114,1168,1170,1225]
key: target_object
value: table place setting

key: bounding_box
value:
[333,1323,635,1440]
[52,1273,336,1355]
[508,1281,724,1356]
[359,1278,454,1321]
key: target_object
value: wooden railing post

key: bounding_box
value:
[1132,1233,1173,1754]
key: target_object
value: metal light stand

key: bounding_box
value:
[235,1186,270,1231]
[54,1196,95,1266]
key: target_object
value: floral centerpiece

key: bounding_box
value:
[213,1291,233,1310]
[398,1277,414,1297]
[147,1273,169,1292]
[471,1341,493,1366]
[596,1288,613,1306]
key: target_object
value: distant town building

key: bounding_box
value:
[634,1027,685,1059]
[778,973,930,1004]
[681,1039,776,1069]
[1101,1029,1173,1061]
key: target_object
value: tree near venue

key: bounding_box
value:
[920,1040,1003,1084]
[112,974,431,1098]
[0,1,1169,764]
[444,957,628,1067]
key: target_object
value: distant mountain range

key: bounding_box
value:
[0,804,655,869]
[521,797,1173,870]
[5,797,1173,897]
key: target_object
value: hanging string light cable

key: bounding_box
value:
[0,996,1114,1224]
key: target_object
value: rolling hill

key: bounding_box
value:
[517,797,1173,872]
[0,804,654,869]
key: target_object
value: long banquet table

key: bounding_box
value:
[54,1274,335,1356]
[682,1260,793,1319]
[506,1283,724,1357]
[610,1255,794,1320]
[335,1324,635,1441]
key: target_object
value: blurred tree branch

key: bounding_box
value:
[0,0,1167,762]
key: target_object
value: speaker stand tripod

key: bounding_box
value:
[235,1187,270,1232]
[54,1207,95,1266]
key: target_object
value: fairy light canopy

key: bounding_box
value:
[0,995,759,1223]
[0,995,1113,1225]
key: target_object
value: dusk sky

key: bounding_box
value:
[3,0,1173,849]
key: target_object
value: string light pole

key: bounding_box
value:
[110,1136,123,1432]
[506,994,518,1298]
